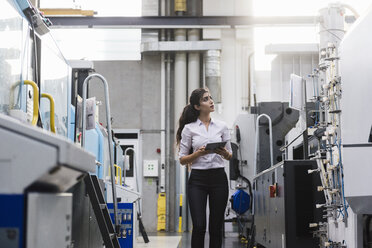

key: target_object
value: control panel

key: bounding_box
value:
[107,203,134,248]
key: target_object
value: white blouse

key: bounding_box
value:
[179,118,232,170]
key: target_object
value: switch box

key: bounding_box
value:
[143,160,158,177]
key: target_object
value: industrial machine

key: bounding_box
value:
[0,111,95,247]
[229,3,371,248]
[0,1,142,247]
[254,160,324,248]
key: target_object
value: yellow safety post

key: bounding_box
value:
[110,164,122,185]
[23,80,39,126]
[157,193,166,231]
[115,165,122,185]
[41,93,55,133]
[178,194,183,232]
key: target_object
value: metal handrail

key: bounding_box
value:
[81,73,119,233]
[254,114,274,176]
[41,93,55,133]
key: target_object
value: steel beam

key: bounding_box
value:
[141,40,221,52]
[46,16,356,29]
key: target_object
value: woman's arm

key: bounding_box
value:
[180,146,210,165]
[179,125,211,165]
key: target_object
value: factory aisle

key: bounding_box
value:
[135,232,247,248]
[136,235,181,248]
[178,232,247,248]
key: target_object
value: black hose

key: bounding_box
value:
[239,175,253,210]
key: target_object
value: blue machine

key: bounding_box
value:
[85,124,105,178]
[231,189,250,215]
[107,203,134,248]
[0,195,24,248]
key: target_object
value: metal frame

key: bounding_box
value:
[254,114,274,176]
[47,15,355,29]
[81,73,119,233]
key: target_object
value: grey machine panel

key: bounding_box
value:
[342,145,372,214]
[252,102,315,174]
[254,160,324,248]
[0,113,95,194]
[339,7,372,215]
[68,181,103,248]
[252,102,299,174]
[26,193,73,248]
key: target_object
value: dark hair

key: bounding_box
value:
[176,88,208,146]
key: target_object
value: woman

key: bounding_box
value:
[177,88,232,248]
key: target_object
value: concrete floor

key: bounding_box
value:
[136,232,247,248]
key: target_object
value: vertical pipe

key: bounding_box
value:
[160,49,166,193]
[205,50,221,103]
[248,53,254,109]
[174,28,187,233]
[165,51,172,232]
[174,29,187,122]
[188,29,200,95]
[160,1,166,195]
[303,78,309,159]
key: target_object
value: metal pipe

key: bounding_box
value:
[81,73,119,232]
[165,0,172,232]
[160,47,166,194]
[174,27,187,233]
[174,28,186,233]
[166,49,172,232]
[205,50,221,103]
[41,93,55,133]
[254,114,273,176]
[174,29,187,121]
[248,52,254,109]
[160,0,166,195]
[188,29,200,95]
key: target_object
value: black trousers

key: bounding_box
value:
[188,168,228,248]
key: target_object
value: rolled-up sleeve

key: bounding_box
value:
[222,125,232,154]
[179,125,192,159]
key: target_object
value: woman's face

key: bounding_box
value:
[195,92,214,114]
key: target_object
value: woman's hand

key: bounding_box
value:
[180,146,211,165]
[195,146,211,157]
[215,147,232,160]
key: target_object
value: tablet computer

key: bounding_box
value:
[205,141,227,151]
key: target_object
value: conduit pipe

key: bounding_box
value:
[174,29,187,122]
[160,39,166,193]
[174,28,187,234]
[205,50,221,103]
[188,29,200,94]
